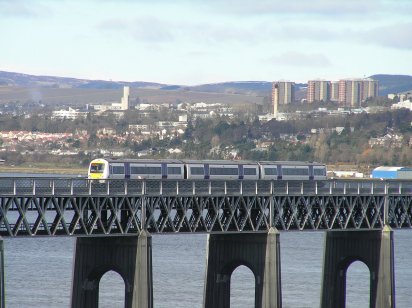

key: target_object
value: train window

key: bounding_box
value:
[190,167,204,175]
[112,166,125,174]
[131,166,161,174]
[90,163,104,173]
[264,167,277,175]
[210,167,238,175]
[282,167,309,175]
[244,168,257,175]
[314,168,326,176]
[168,167,182,174]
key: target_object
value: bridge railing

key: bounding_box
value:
[0,177,412,235]
[0,178,411,196]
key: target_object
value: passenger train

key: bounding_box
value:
[88,159,327,181]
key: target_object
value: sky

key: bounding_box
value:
[1,0,411,85]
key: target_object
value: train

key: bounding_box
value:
[88,158,327,181]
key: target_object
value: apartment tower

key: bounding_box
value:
[307,80,330,103]
[338,79,361,107]
[121,86,130,110]
[338,79,379,107]
[272,81,294,108]
[361,79,379,101]
[330,81,339,102]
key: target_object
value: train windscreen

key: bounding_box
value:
[89,163,104,173]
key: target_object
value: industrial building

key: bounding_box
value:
[371,166,412,179]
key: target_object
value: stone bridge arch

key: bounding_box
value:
[203,228,282,308]
[321,227,395,308]
[70,231,153,308]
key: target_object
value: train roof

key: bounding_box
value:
[92,158,257,165]
[372,166,412,172]
[92,158,183,164]
[91,158,326,166]
[181,159,257,165]
[258,161,325,166]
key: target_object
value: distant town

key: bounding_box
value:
[0,73,411,177]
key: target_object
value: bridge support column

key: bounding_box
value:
[0,237,4,308]
[321,226,395,308]
[203,227,282,308]
[70,231,153,308]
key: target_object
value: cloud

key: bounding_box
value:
[131,18,174,43]
[98,17,259,46]
[0,0,51,18]
[268,52,332,67]
[279,26,339,42]
[267,22,412,50]
[358,23,412,50]
[98,17,174,43]
[97,8,412,51]
[205,0,383,16]
[99,0,385,16]
[98,19,128,31]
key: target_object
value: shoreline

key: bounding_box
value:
[0,165,87,175]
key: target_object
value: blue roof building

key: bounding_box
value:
[371,166,412,179]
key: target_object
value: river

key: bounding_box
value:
[2,230,412,308]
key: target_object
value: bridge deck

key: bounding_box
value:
[0,178,411,236]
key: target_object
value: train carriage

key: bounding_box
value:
[88,158,184,180]
[88,158,326,181]
[184,160,259,180]
[258,161,326,181]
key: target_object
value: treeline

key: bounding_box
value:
[182,109,412,165]
[0,107,411,167]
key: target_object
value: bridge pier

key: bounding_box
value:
[0,237,4,308]
[203,227,282,308]
[70,231,153,308]
[321,226,395,308]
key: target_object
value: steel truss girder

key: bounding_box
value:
[0,194,412,236]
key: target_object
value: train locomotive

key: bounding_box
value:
[88,159,327,181]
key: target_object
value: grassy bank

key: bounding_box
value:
[0,163,87,175]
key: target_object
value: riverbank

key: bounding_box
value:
[0,164,87,175]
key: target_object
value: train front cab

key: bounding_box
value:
[88,159,109,180]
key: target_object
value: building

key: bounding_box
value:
[52,107,88,120]
[338,79,378,107]
[330,81,339,102]
[388,92,411,101]
[272,81,294,116]
[121,86,130,110]
[93,86,131,111]
[391,99,412,111]
[361,79,379,101]
[111,86,130,110]
[307,80,330,103]
[338,79,361,107]
[371,166,412,179]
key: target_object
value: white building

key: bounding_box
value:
[52,107,88,120]
[93,86,131,111]
[111,86,130,110]
[391,99,412,111]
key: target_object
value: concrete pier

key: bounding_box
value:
[203,228,282,308]
[0,237,4,308]
[321,226,395,308]
[70,231,153,308]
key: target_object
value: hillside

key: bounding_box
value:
[369,74,412,96]
[1,71,411,105]
[0,71,164,89]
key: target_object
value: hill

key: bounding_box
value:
[0,71,265,106]
[1,70,411,104]
[369,74,412,96]
[0,71,164,89]
[0,71,271,105]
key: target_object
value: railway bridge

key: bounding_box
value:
[0,177,411,307]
